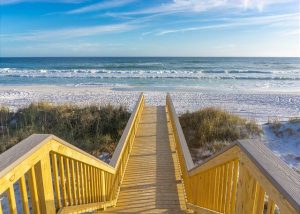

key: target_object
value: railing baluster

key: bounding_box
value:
[267,199,275,214]
[70,159,77,205]
[255,185,265,214]
[210,169,215,209]
[212,167,218,209]
[225,161,234,213]
[19,176,30,214]
[97,169,101,202]
[203,171,208,207]
[221,163,229,212]
[95,168,99,202]
[101,171,107,202]
[216,166,221,211]
[219,164,225,212]
[91,167,96,202]
[0,201,2,214]
[80,163,86,204]
[86,165,91,203]
[230,159,239,214]
[51,153,62,209]
[28,167,40,214]
[83,164,89,203]
[252,181,259,213]
[75,161,81,204]
[98,170,102,202]
[59,155,67,206]
[65,158,72,205]
[7,185,17,214]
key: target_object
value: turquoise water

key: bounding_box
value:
[0,57,299,92]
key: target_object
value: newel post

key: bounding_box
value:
[235,156,258,214]
[35,154,56,213]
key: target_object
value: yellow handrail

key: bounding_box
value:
[166,93,300,214]
[0,93,144,214]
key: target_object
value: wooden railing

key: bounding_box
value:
[0,93,144,214]
[166,94,300,214]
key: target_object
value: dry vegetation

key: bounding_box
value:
[0,103,130,158]
[179,107,262,162]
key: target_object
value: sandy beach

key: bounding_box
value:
[0,85,299,124]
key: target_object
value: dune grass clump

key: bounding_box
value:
[0,102,130,158]
[179,107,261,160]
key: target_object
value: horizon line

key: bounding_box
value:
[1,56,300,58]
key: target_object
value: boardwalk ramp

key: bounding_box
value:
[0,93,299,214]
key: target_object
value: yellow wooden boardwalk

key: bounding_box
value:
[102,106,188,213]
[1,94,299,214]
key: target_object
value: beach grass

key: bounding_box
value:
[179,107,262,161]
[0,102,130,158]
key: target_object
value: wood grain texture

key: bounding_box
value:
[102,106,189,213]
[238,139,300,213]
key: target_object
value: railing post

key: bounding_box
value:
[235,160,257,214]
[35,155,56,214]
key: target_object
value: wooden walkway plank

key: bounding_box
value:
[101,106,189,213]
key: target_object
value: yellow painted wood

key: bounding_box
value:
[75,161,81,204]
[19,176,30,214]
[7,185,17,214]
[0,94,145,213]
[28,167,40,214]
[187,203,222,214]
[64,158,72,205]
[239,153,296,213]
[86,165,92,203]
[230,159,239,214]
[79,162,85,204]
[212,168,218,209]
[58,155,67,206]
[225,161,234,214]
[0,201,2,214]
[95,169,99,202]
[92,167,96,203]
[0,141,51,194]
[215,167,221,211]
[101,171,107,202]
[83,164,89,204]
[70,159,77,205]
[51,153,62,209]
[218,165,224,212]
[255,185,265,214]
[102,106,188,213]
[267,199,275,214]
[35,156,56,213]
[251,181,259,214]
[221,163,229,212]
[58,201,113,214]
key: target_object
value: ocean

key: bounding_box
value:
[0,57,300,92]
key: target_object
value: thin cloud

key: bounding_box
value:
[0,0,84,5]
[66,0,136,14]
[156,13,300,35]
[115,0,295,17]
[1,23,135,41]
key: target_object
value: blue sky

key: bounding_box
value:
[0,0,299,57]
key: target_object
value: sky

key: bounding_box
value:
[0,0,299,57]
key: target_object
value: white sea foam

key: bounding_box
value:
[0,68,299,81]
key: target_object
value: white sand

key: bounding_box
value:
[0,85,299,124]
